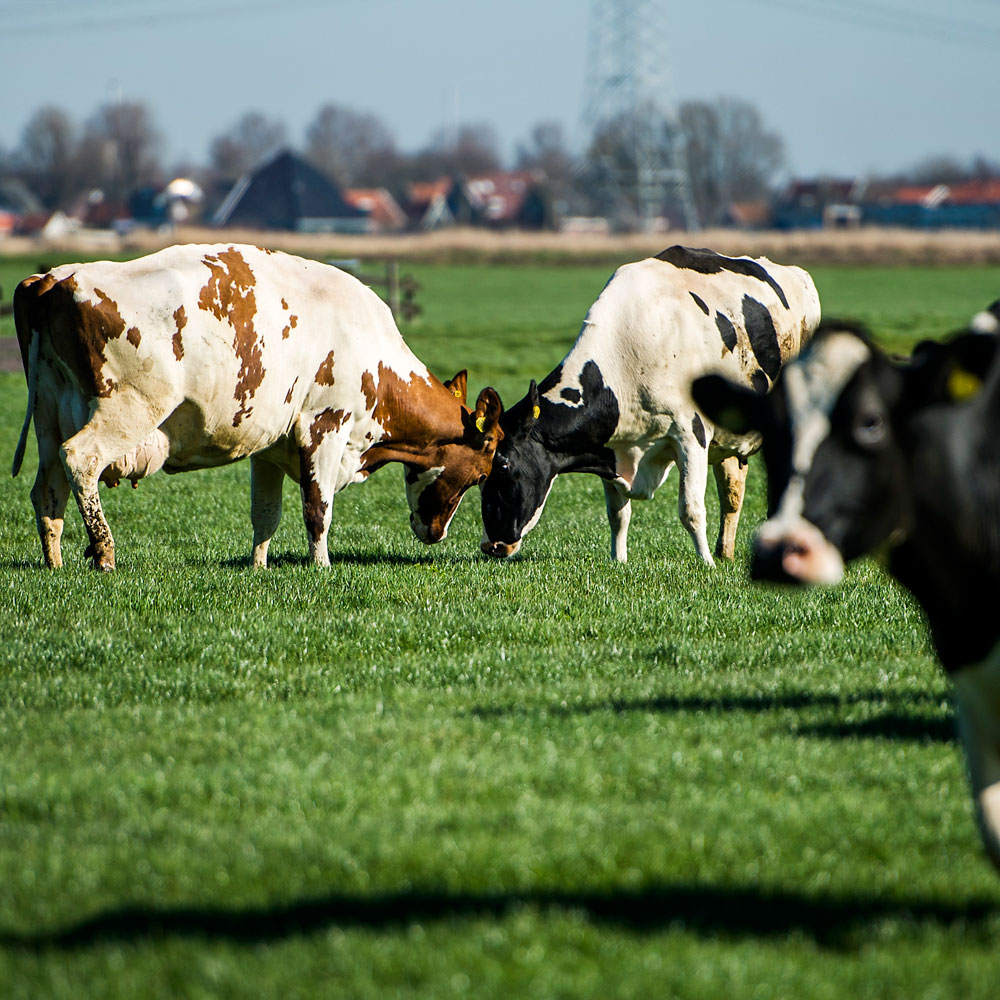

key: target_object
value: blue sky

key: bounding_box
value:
[2,0,998,179]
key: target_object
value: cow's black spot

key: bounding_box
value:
[537,363,563,396]
[692,412,707,448]
[743,295,782,380]
[656,246,789,310]
[751,369,769,394]
[574,360,619,452]
[561,387,582,403]
[715,312,738,352]
[690,292,710,315]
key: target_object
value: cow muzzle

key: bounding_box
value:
[410,514,446,544]
[480,538,520,559]
[751,519,845,586]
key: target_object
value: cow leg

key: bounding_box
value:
[952,653,1000,872]
[712,455,749,561]
[603,480,632,563]
[675,438,715,566]
[30,418,71,569]
[60,396,171,571]
[296,429,348,568]
[60,451,115,571]
[250,456,285,569]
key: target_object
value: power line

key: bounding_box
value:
[1,0,340,36]
[744,0,1000,49]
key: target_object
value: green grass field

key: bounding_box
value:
[1,252,999,998]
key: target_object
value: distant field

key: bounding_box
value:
[1,252,999,998]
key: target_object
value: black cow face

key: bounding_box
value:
[479,382,558,557]
[693,325,890,583]
[694,322,999,586]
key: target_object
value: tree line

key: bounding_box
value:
[2,98,995,229]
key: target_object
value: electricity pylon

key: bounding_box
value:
[581,0,699,231]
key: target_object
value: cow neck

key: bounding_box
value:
[534,357,619,478]
[889,402,1000,673]
[360,366,464,473]
[531,402,617,478]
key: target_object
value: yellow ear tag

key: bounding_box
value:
[453,388,463,399]
[947,366,982,402]
[532,405,541,420]
[475,415,486,433]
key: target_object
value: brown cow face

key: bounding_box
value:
[405,387,503,543]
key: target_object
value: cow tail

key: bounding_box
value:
[11,306,40,478]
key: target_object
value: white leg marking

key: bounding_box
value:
[603,479,632,563]
[953,647,1000,871]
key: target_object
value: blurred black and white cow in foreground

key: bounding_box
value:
[12,244,502,570]
[480,246,821,564]
[693,312,1000,870]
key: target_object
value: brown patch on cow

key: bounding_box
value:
[360,363,454,443]
[360,370,378,411]
[358,363,486,476]
[197,247,263,426]
[307,407,350,453]
[298,407,350,544]
[126,326,141,348]
[281,312,299,339]
[300,477,328,542]
[297,450,328,542]
[314,350,336,386]
[23,276,132,398]
[281,298,288,310]
[285,377,299,405]
[172,305,187,360]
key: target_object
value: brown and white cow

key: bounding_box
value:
[694,315,1000,870]
[11,244,501,570]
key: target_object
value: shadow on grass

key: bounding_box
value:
[798,713,955,743]
[217,550,436,570]
[470,690,955,743]
[3,882,996,951]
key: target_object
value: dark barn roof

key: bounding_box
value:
[213,148,368,232]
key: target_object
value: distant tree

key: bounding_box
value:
[902,154,1000,185]
[209,111,287,183]
[78,101,163,204]
[580,105,686,225]
[409,122,503,180]
[678,97,785,225]
[581,96,784,227]
[14,106,81,209]
[514,120,583,220]
[304,103,396,186]
[515,121,575,178]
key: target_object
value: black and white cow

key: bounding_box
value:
[693,313,1000,870]
[480,246,821,563]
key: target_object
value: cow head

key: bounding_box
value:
[479,380,560,558]
[405,382,503,544]
[692,321,999,585]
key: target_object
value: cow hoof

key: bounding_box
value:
[84,543,115,571]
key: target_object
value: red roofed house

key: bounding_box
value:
[343,188,407,233]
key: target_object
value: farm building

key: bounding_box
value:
[343,187,407,233]
[212,148,369,233]
[774,175,1000,230]
[403,171,554,230]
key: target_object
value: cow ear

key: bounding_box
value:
[469,387,503,445]
[522,380,540,431]
[443,369,468,406]
[907,333,998,406]
[692,374,767,434]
